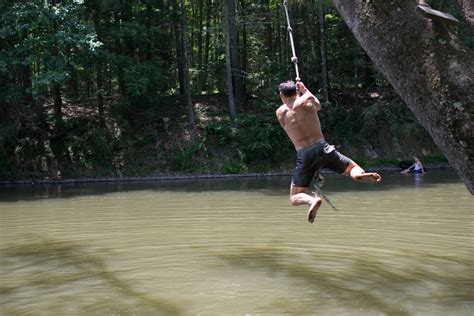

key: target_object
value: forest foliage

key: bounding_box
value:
[1,0,468,180]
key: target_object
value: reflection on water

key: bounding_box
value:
[414,173,423,187]
[0,170,473,315]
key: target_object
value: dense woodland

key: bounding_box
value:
[1,0,472,181]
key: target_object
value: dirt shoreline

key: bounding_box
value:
[0,164,451,186]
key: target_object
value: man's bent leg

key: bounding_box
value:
[344,161,382,183]
[290,185,322,223]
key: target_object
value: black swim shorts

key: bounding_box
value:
[292,139,351,188]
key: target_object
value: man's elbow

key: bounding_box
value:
[314,100,321,111]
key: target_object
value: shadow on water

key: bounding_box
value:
[0,238,183,316]
[215,245,474,315]
[0,170,463,202]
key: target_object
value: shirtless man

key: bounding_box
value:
[276,80,382,223]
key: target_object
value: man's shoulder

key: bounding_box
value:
[276,104,287,114]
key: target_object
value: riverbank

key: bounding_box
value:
[0,163,452,185]
[1,88,447,186]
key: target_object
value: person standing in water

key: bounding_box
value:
[276,80,382,223]
[400,156,426,174]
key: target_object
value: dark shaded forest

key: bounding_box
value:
[1,0,471,181]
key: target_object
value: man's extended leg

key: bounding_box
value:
[344,162,382,183]
[290,185,322,223]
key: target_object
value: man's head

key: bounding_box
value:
[279,80,297,98]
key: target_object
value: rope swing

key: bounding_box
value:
[282,0,341,213]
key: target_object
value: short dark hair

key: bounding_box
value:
[279,80,297,97]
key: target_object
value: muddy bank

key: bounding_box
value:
[0,164,451,186]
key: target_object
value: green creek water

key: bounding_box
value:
[0,170,472,315]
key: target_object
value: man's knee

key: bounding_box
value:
[289,195,299,206]
[290,186,306,206]
[345,161,363,177]
[350,166,364,178]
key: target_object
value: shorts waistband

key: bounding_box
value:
[297,139,326,152]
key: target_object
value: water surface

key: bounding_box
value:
[0,170,472,315]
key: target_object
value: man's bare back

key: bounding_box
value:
[276,82,324,150]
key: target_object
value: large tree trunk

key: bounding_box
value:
[332,0,474,193]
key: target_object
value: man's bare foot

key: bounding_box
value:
[307,197,322,223]
[354,172,382,183]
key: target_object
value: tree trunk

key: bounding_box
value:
[172,0,186,95]
[190,0,195,67]
[114,8,126,97]
[300,2,310,57]
[362,52,377,88]
[51,82,65,175]
[91,4,106,127]
[52,83,63,129]
[226,0,245,110]
[318,0,330,102]
[20,63,33,104]
[332,0,474,193]
[276,3,282,66]
[224,0,237,121]
[85,67,92,97]
[146,0,155,61]
[197,0,204,92]
[201,0,212,92]
[66,62,79,99]
[97,61,106,128]
[453,0,473,32]
[173,0,195,126]
[51,0,64,130]
[241,0,248,99]
[262,0,273,54]
[180,0,195,127]
[19,30,33,103]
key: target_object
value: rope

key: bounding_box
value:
[312,172,342,213]
[283,0,300,82]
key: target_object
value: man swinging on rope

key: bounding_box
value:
[276,80,382,223]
